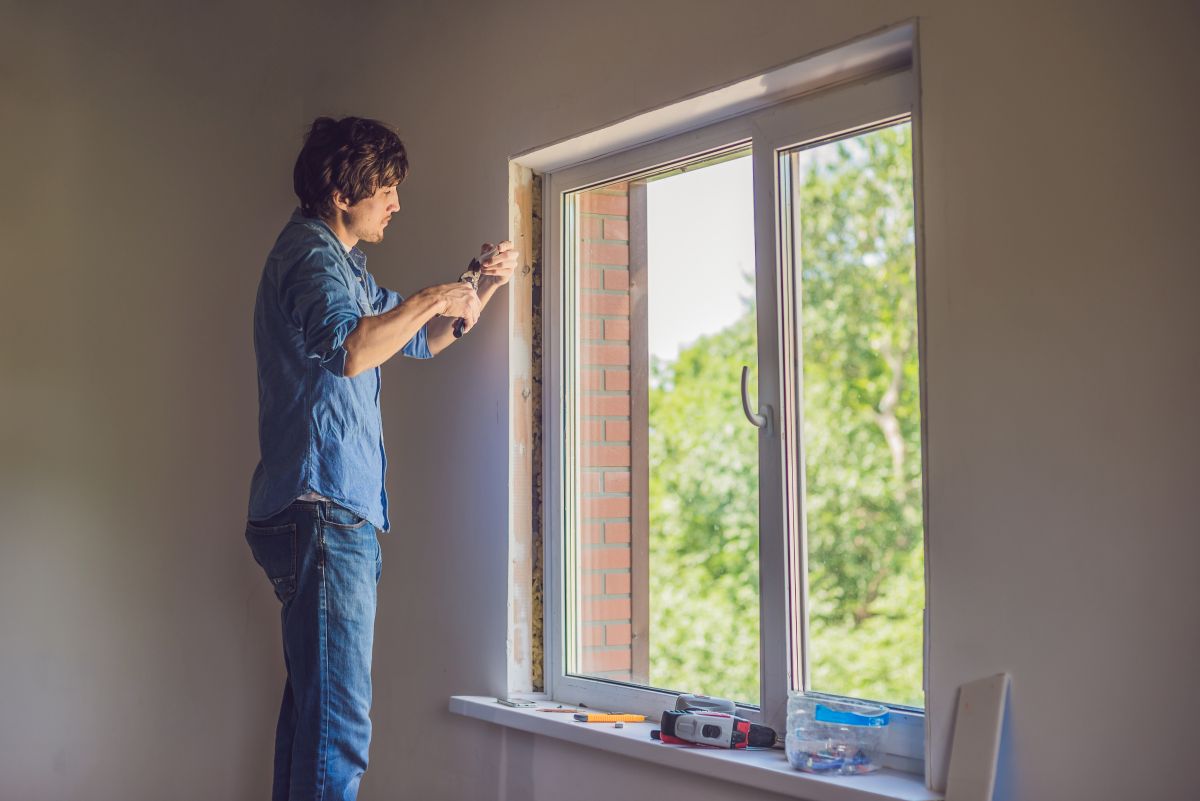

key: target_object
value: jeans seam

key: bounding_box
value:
[317,522,330,801]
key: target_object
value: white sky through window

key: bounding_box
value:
[645,155,755,364]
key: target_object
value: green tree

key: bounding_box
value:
[647,123,924,707]
[647,314,761,702]
[800,124,923,706]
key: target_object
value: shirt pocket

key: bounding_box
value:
[245,521,297,604]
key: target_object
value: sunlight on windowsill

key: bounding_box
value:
[450,696,940,801]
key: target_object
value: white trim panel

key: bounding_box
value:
[514,23,914,173]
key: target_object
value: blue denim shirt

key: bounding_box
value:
[248,210,431,532]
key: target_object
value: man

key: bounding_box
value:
[244,116,516,800]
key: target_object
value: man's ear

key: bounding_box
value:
[332,191,352,212]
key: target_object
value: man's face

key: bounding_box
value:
[344,184,400,244]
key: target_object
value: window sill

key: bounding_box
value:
[449,696,941,801]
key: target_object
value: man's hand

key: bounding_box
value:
[422,242,517,354]
[478,240,519,287]
[433,281,482,332]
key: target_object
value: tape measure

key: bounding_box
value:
[573,713,646,723]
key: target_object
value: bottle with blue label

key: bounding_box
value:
[785,692,890,774]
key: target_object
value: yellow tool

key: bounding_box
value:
[573,713,646,723]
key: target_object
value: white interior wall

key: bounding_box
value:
[304,2,1200,800]
[2,1,1197,800]
[0,2,302,799]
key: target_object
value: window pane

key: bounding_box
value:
[566,151,761,704]
[782,122,925,708]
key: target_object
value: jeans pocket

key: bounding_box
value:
[245,521,297,603]
[324,503,373,531]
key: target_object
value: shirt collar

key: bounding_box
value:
[289,208,366,267]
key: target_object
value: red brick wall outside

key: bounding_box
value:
[577,182,636,680]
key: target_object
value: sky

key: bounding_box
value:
[645,155,756,363]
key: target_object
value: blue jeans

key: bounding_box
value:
[245,500,381,801]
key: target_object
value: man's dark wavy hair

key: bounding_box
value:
[293,116,409,220]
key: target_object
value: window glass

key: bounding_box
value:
[565,150,762,704]
[780,122,924,707]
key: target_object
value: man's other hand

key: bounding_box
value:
[479,241,519,286]
[436,281,481,332]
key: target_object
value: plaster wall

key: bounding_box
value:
[1,1,1197,800]
[304,2,1200,800]
[1,2,302,798]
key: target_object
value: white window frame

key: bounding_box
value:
[539,55,927,772]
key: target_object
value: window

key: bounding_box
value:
[779,122,924,709]
[564,148,760,704]
[542,67,926,764]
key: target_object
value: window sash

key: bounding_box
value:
[542,69,924,763]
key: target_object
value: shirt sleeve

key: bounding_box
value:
[373,281,434,360]
[373,283,403,314]
[278,248,361,377]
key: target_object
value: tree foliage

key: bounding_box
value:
[647,313,761,701]
[647,124,924,707]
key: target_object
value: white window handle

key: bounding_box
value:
[740,365,768,429]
